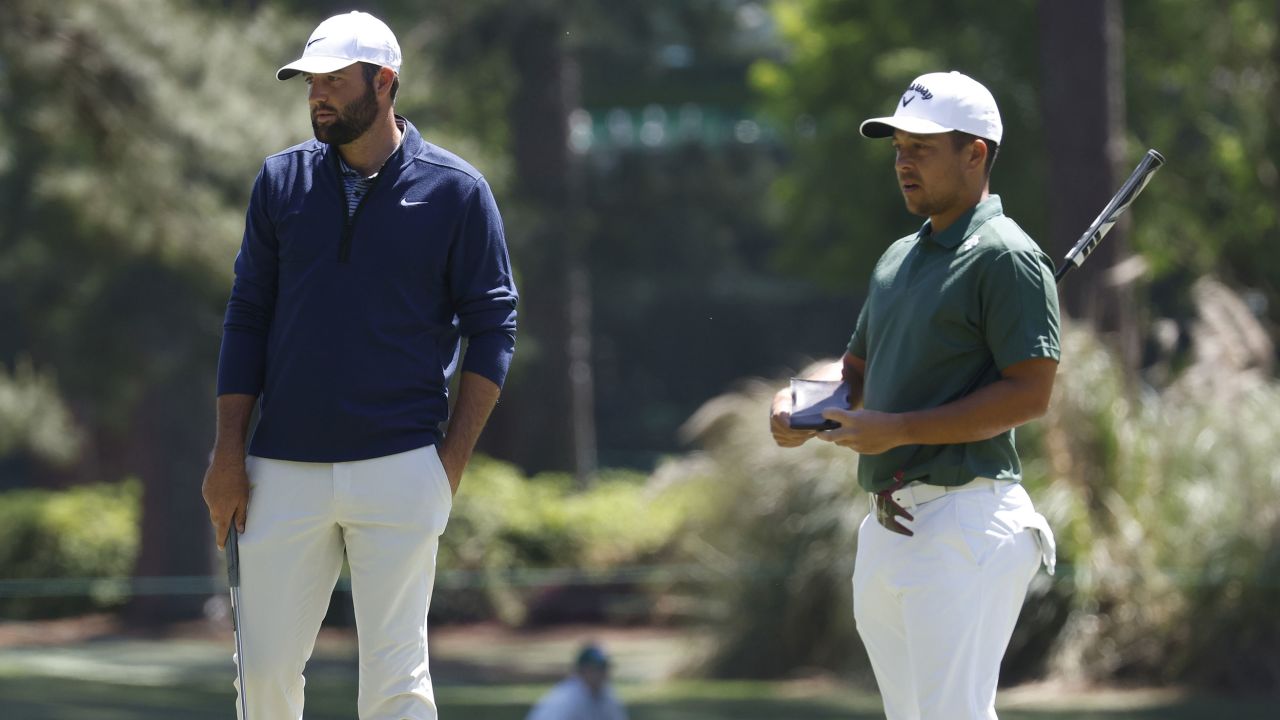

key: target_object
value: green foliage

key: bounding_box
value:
[1124,0,1278,291]
[436,457,703,625]
[0,0,307,267]
[0,0,310,454]
[752,0,1047,291]
[0,480,140,618]
[0,359,81,467]
[756,0,1278,317]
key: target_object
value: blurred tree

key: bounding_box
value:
[521,1,874,470]
[750,0,1048,290]
[0,360,82,486]
[1040,0,1137,364]
[477,2,586,479]
[1122,0,1277,327]
[756,0,1278,358]
[0,0,305,622]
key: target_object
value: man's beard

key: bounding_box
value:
[903,186,957,219]
[311,82,379,146]
[904,193,939,218]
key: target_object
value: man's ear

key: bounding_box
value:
[970,138,989,171]
[377,67,395,96]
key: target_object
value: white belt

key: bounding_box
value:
[888,477,1006,509]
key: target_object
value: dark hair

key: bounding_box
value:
[360,62,399,104]
[951,131,999,178]
[575,644,609,669]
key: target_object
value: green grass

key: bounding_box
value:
[0,632,1274,719]
[0,669,1275,720]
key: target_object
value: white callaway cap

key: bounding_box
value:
[860,71,1002,144]
[277,11,402,81]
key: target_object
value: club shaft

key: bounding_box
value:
[227,529,249,719]
[230,585,249,717]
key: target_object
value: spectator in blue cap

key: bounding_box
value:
[526,643,628,720]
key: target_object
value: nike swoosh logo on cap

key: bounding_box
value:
[306,37,326,48]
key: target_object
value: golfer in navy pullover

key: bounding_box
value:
[217,118,517,462]
[202,12,516,720]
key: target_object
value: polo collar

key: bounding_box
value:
[918,195,1004,249]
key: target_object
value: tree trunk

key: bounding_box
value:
[124,365,216,625]
[481,5,596,478]
[1271,1,1280,242]
[1040,0,1137,365]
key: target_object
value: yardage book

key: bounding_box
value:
[788,378,851,430]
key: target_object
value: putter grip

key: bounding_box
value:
[226,527,241,588]
[1056,148,1165,281]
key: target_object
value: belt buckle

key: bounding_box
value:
[873,476,915,537]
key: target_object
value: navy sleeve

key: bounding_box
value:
[450,178,518,387]
[216,167,278,396]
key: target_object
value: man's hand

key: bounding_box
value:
[437,445,464,496]
[437,371,502,498]
[202,454,249,550]
[817,408,905,455]
[770,386,818,448]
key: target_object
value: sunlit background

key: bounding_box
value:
[1,0,1277,717]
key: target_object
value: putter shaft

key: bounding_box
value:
[227,528,249,719]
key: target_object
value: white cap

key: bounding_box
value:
[277,11,402,81]
[860,71,1002,144]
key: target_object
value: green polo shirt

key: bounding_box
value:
[847,195,1060,492]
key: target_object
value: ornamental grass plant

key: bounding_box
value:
[655,371,870,680]
[1036,278,1280,690]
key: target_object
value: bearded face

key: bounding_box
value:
[310,73,379,146]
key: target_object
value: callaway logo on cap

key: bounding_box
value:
[860,71,1003,144]
[277,11,402,81]
[900,82,933,107]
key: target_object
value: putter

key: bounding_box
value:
[226,527,249,719]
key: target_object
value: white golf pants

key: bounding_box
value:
[232,444,453,720]
[852,480,1053,720]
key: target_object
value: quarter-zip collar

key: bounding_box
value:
[327,117,419,263]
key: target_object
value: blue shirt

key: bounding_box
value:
[217,118,518,462]
[526,676,627,720]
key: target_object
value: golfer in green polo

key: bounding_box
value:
[770,71,1059,719]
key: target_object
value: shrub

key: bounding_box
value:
[0,480,140,618]
[433,457,703,625]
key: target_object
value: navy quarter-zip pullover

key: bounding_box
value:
[217,118,518,462]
